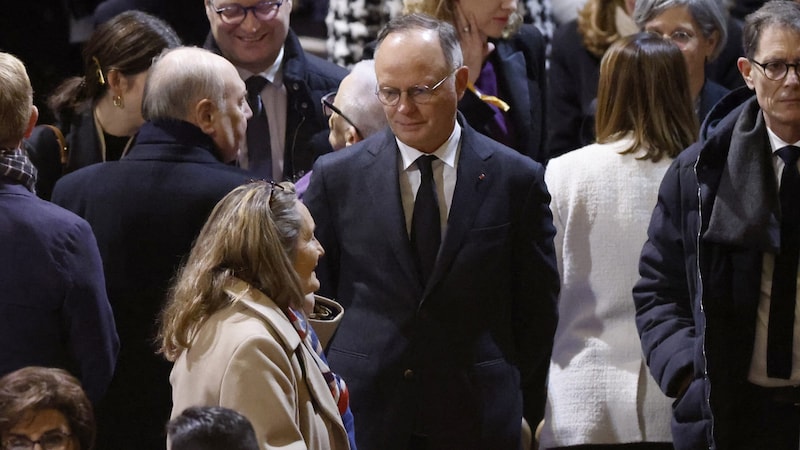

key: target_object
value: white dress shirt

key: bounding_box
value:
[396,124,461,239]
[238,46,287,181]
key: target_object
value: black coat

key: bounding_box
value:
[459,24,548,163]
[634,94,778,450]
[52,119,251,450]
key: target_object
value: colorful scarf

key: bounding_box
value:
[285,307,350,416]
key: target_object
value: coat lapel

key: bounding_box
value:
[224,278,347,435]
[362,129,421,286]
[423,121,493,299]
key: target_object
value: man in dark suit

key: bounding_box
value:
[52,47,252,450]
[203,0,347,181]
[305,14,559,450]
[0,51,118,409]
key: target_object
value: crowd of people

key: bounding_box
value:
[3,0,800,449]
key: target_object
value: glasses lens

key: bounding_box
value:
[409,87,432,104]
[377,89,399,106]
[218,5,245,23]
[321,93,336,116]
[254,1,281,20]
[5,437,32,450]
[40,432,68,450]
[765,62,787,80]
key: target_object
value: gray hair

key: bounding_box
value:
[142,47,229,121]
[742,0,800,59]
[633,0,728,60]
[376,13,464,71]
[337,59,387,138]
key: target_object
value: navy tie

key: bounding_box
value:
[411,155,441,285]
[245,76,273,179]
[767,145,800,379]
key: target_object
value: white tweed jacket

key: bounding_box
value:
[540,136,674,447]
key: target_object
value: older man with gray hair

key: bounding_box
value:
[52,46,252,450]
[296,59,387,197]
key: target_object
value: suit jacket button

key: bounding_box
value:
[403,369,415,380]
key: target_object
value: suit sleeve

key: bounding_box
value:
[60,218,119,405]
[514,163,560,426]
[218,335,309,450]
[633,160,696,397]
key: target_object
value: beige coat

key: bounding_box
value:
[169,277,350,450]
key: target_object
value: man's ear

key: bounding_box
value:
[454,65,469,100]
[23,105,38,139]
[344,126,360,146]
[738,56,756,90]
[193,99,217,135]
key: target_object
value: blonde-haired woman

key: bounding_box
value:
[402,0,548,163]
[159,181,354,450]
[541,32,698,449]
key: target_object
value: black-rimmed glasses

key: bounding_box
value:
[209,0,284,25]
[3,431,72,450]
[321,92,361,138]
[376,69,457,106]
[750,58,800,81]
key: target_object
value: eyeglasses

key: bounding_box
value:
[321,92,361,138]
[375,69,457,106]
[750,58,800,81]
[3,431,72,450]
[209,0,284,25]
[665,30,694,46]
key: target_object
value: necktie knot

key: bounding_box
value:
[245,76,269,115]
[416,154,437,177]
[778,145,800,167]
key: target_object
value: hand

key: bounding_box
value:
[454,1,494,85]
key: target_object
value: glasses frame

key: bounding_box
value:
[749,58,800,81]
[375,69,458,106]
[321,92,362,138]
[3,431,72,450]
[209,0,284,25]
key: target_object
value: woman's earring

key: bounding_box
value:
[113,95,125,109]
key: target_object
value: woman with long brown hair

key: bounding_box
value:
[541,32,698,449]
[159,181,354,450]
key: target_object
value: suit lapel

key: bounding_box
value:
[363,129,421,287]
[423,122,493,299]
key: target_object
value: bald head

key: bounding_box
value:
[328,59,387,150]
[142,46,241,122]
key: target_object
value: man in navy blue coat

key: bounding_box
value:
[305,14,559,450]
[52,47,252,450]
[635,2,800,449]
[0,52,119,407]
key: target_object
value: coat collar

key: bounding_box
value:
[222,277,347,434]
[223,277,301,353]
[702,96,780,252]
